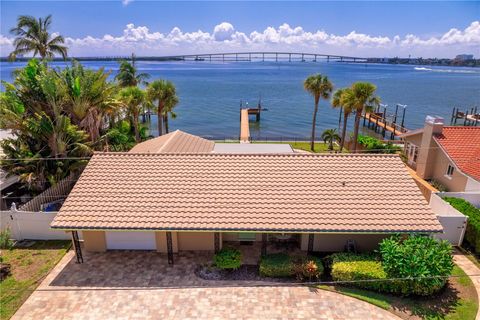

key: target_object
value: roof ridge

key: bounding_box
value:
[94,152,400,158]
[157,130,180,152]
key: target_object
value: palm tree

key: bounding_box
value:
[146,80,178,136]
[115,54,150,87]
[118,86,145,142]
[321,129,341,151]
[9,15,67,61]
[342,82,380,153]
[303,74,333,151]
[331,88,354,152]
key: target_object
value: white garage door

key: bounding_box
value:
[106,231,156,250]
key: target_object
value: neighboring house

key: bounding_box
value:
[51,135,442,264]
[400,116,480,192]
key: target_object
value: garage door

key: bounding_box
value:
[105,231,156,250]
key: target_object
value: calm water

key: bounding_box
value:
[1,60,479,139]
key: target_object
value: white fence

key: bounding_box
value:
[430,193,468,246]
[0,210,72,241]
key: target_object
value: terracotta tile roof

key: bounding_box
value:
[51,153,442,233]
[434,127,480,181]
[129,130,214,153]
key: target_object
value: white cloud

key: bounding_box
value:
[1,21,479,58]
[122,0,133,6]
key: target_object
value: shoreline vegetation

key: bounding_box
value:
[1,56,478,67]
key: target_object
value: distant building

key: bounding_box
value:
[455,54,474,61]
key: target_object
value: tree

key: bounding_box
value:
[321,129,341,151]
[9,15,67,61]
[331,88,354,152]
[303,74,333,151]
[115,54,150,87]
[62,61,119,143]
[118,87,145,142]
[341,82,380,153]
[146,80,178,136]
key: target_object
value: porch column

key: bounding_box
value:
[307,234,315,254]
[261,234,267,256]
[214,232,220,253]
[166,232,174,265]
[71,231,83,264]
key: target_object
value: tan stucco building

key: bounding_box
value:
[400,116,480,192]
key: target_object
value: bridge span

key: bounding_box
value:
[135,52,367,63]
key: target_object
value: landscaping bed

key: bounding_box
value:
[0,240,71,320]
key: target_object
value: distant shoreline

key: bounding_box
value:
[0,56,478,68]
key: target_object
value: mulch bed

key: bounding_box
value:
[195,264,296,283]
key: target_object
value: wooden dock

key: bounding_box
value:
[360,104,408,139]
[240,109,250,143]
[450,107,479,126]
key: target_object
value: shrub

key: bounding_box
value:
[357,135,401,154]
[292,255,324,281]
[213,247,242,270]
[259,253,294,277]
[0,229,14,250]
[443,197,480,253]
[329,253,390,292]
[379,235,454,296]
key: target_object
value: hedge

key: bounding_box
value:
[259,253,294,277]
[329,253,390,292]
[259,253,324,280]
[213,247,242,269]
[443,197,480,253]
[329,235,454,296]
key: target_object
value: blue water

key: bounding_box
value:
[1,61,479,139]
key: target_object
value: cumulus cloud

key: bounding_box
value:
[1,21,479,57]
[122,0,133,6]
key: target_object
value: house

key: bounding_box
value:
[399,116,480,192]
[51,134,442,264]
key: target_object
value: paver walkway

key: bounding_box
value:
[453,250,480,320]
[13,250,400,320]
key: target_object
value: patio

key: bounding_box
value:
[12,249,400,319]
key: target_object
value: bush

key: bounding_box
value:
[357,135,401,154]
[0,229,13,250]
[293,255,324,281]
[329,253,390,292]
[443,197,480,253]
[259,253,294,277]
[379,235,454,296]
[213,247,242,270]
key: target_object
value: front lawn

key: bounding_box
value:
[318,265,478,320]
[0,240,71,319]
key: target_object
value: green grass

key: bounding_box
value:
[317,284,392,310]
[0,241,70,320]
[317,264,478,320]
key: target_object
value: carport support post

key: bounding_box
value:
[71,231,83,264]
[307,234,314,254]
[261,234,267,256]
[166,232,174,265]
[214,232,220,253]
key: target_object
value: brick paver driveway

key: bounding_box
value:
[13,250,400,320]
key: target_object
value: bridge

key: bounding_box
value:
[144,52,367,63]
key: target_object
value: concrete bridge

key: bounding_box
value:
[147,52,367,63]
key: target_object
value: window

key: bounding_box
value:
[446,165,455,177]
[413,146,419,163]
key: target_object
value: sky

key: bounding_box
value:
[0,1,479,58]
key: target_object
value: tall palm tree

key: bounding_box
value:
[118,86,145,142]
[321,129,341,151]
[9,15,67,61]
[303,74,333,151]
[115,54,150,87]
[331,88,354,152]
[146,80,178,136]
[342,82,380,153]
